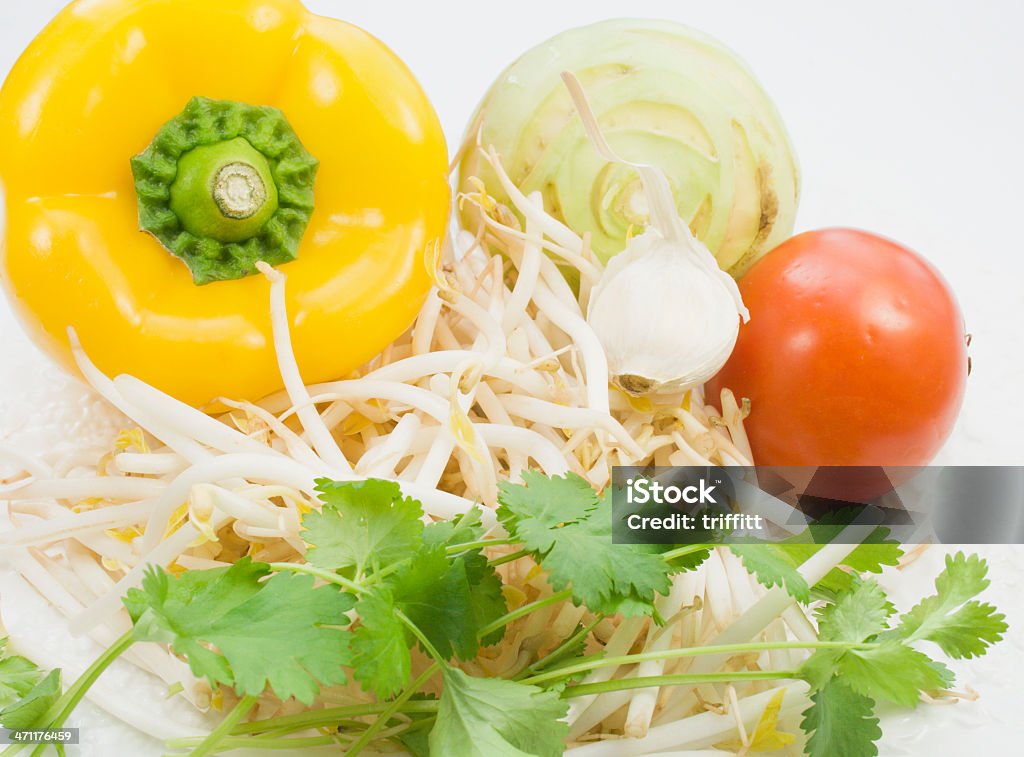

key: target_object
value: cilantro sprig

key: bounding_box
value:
[0,474,1008,757]
[797,554,1007,756]
[887,552,1008,658]
[299,479,509,699]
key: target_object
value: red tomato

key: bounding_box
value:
[706,229,968,469]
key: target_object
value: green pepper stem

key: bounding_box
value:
[169,137,278,243]
[213,162,268,219]
[131,97,318,284]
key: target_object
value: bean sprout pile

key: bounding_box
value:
[0,159,848,755]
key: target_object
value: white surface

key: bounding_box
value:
[1,1,1023,754]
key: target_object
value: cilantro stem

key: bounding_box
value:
[395,610,446,667]
[169,719,380,749]
[344,662,441,757]
[220,701,440,737]
[488,548,530,567]
[446,537,516,554]
[478,588,574,639]
[563,670,797,698]
[522,640,872,687]
[516,616,605,681]
[185,694,258,757]
[176,734,347,750]
[268,562,364,594]
[45,628,135,728]
[9,630,136,757]
[660,544,712,563]
[360,558,407,585]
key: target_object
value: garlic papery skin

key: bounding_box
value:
[587,228,746,396]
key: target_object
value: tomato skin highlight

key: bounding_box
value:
[706,229,968,468]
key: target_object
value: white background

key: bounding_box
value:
[2,1,1023,754]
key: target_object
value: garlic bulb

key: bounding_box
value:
[588,227,747,395]
[561,72,750,395]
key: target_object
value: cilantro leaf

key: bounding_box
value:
[535,494,672,616]
[798,648,845,692]
[800,579,896,690]
[0,638,45,707]
[889,552,1007,659]
[351,588,410,699]
[397,722,433,757]
[306,478,424,576]
[801,678,881,757]
[429,668,568,757]
[840,641,948,707]
[125,558,355,704]
[802,579,946,705]
[660,546,712,573]
[498,474,671,616]
[424,518,510,649]
[0,669,61,730]
[816,579,894,643]
[423,506,487,549]
[125,559,268,689]
[498,471,598,540]
[388,546,507,660]
[461,550,509,647]
[389,547,478,661]
[729,545,811,603]
[921,601,1008,659]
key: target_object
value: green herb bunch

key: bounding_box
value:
[0,473,1007,757]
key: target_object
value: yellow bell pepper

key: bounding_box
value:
[0,0,449,407]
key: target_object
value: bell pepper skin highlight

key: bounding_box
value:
[0,0,449,407]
